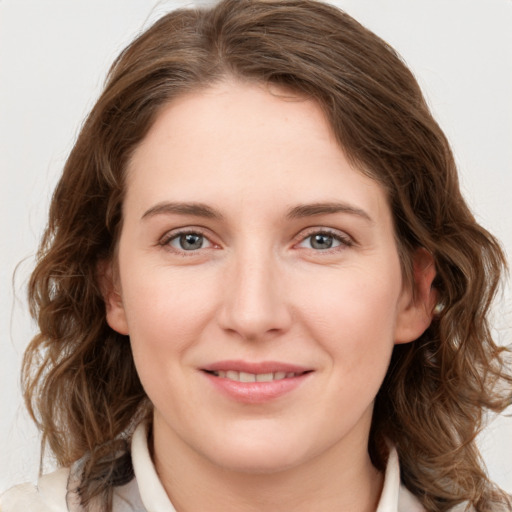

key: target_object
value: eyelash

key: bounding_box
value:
[295,228,354,252]
[158,227,354,255]
[159,228,214,255]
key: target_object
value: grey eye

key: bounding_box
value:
[170,233,209,251]
[309,233,335,250]
[297,231,348,251]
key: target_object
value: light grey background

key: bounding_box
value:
[1,0,511,493]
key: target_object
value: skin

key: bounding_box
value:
[105,80,436,512]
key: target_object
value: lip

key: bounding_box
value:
[200,360,313,404]
[202,360,311,374]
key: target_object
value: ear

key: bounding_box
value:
[394,248,437,344]
[97,259,130,335]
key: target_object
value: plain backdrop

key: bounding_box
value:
[1,0,511,493]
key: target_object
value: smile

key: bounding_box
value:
[207,370,304,382]
[201,361,313,403]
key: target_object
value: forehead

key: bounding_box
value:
[125,80,390,224]
[128,80,334,177]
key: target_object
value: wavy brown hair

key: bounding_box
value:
[23,0,511,510]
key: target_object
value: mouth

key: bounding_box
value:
[204,369,309,382]
[200,361,313,403]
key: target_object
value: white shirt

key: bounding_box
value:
[1,422,426,511]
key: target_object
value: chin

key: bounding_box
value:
[199,430,313,475]
[212,447,305,475]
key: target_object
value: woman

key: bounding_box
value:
[1,0,511,510]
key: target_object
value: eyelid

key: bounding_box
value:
[157,225,354,255]
[158,226,219,253]
[293,227,354,250]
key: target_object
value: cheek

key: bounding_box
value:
[119,266,219,358]
[300,270,401,431]
[120,271,212,410]
[295,262,402,369]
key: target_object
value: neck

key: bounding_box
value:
[151,416,384,512]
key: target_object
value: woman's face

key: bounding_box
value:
[106,80,434,474]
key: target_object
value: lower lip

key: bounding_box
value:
[202,372,311,404]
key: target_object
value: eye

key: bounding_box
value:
[166,232,213,251]
[297,230,352,251]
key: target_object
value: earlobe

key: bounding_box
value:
[97,259,130,335]
[394,248,437,345]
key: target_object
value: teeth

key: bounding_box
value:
[239,371,256,382]
[256,372,273,382]
[212,370,300,382]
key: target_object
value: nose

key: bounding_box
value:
[217,247,293,341]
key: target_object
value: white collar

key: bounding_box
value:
[127,422,425,512]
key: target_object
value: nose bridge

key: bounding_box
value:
[219,241,291,340]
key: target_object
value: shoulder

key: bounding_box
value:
[0,467,70,512]
[0,465,146,512]
[397,484,426,511]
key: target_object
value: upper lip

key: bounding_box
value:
[201,360,312,374]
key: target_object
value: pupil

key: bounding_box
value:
[312,234,333,249]
[180,233,203,250]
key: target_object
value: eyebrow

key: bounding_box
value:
[286,202,373,223]
[141,202,223,220]
[141,201,373,223]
